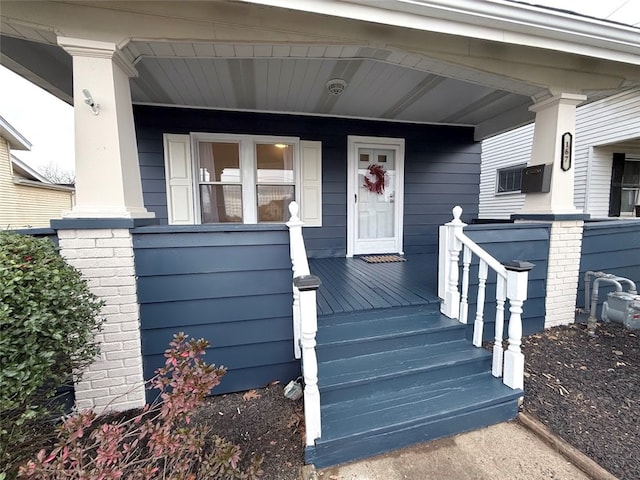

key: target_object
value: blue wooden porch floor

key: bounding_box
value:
[308,254,440,316]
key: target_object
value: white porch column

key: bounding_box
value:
[57,37,153,219]
[515,92,588,329]
[521,93,586,216]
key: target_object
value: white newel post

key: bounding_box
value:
[294,275,322,446]
[502,261,534,390]
[287,202,309,359]
[440,206,465,319]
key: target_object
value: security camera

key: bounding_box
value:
[82,89,99,114]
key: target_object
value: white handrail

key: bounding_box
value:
[286,202,321,446]
[438,206,533,390]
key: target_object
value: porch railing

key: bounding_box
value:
[286,201,321,446]
[438,206,534,390]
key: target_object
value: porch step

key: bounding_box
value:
[306,305,522,468]
[317,305,465,361]
[306,373,521,468]
[319,340,491,404]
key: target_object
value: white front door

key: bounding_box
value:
[347,136,404,257]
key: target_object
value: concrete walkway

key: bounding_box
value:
[312,421,592,480]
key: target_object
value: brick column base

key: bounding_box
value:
[57,228,145,412]
[545,221,584,328]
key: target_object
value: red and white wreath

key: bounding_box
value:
[363,164,387,194]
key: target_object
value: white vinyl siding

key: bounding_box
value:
[480,88,640,219]
[573,90,640,217]
[479,125,532,219]
[1,138,74,228]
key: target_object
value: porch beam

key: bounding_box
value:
[57,36,154,219]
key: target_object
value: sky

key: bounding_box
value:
[1,0,639,175]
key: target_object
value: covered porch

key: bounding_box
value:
[2,0,640,469]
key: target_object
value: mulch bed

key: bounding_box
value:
[522,320,639,480]
[195,384,305,480]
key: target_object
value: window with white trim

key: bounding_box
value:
[619,158,640,216]
[496,164,525,194]
[163,133,322,226]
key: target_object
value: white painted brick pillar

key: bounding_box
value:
[544,220,584,328]
[57,228,146,412]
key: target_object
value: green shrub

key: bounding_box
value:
[0,232,104,477]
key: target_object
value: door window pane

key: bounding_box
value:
[200,185,243,223]
[257,185,295,222]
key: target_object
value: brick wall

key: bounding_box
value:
[544,221,584,328]
[57,228,146,411]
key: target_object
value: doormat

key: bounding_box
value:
[361,255,406,263]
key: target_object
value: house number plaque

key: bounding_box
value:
[561,132,572,171]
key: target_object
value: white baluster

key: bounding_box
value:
[459,246,471,324]
[492,274,506,377]
[503,261,534,390]
[472,259,488,347]
[441,206,466,319]
[295,275,322,446]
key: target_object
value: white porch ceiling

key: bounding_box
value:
[121,40,542,133]
[3,0,639,140]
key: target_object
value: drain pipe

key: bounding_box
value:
[587,276,623,333]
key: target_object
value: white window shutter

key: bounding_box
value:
[163,134,195,224]
[300,140,322,226]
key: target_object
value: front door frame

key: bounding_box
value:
[347,135,405,257]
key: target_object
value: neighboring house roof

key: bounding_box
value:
[10,155,74,192]
[11,154,50,183]
[0,115,75,192]
[0,114,31,151]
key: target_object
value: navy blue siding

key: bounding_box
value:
[134,105,480,257]
[577,221,640,313]
[132,225,300,395]
[12,227,59,247]
[464,223,551,337]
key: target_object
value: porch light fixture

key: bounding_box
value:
[82,89,100,115]
[326,78,347,96]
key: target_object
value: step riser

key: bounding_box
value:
[317,328,465,362]
[320,357,491,404]
[306,399,519,468]
[318,306,441,327]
